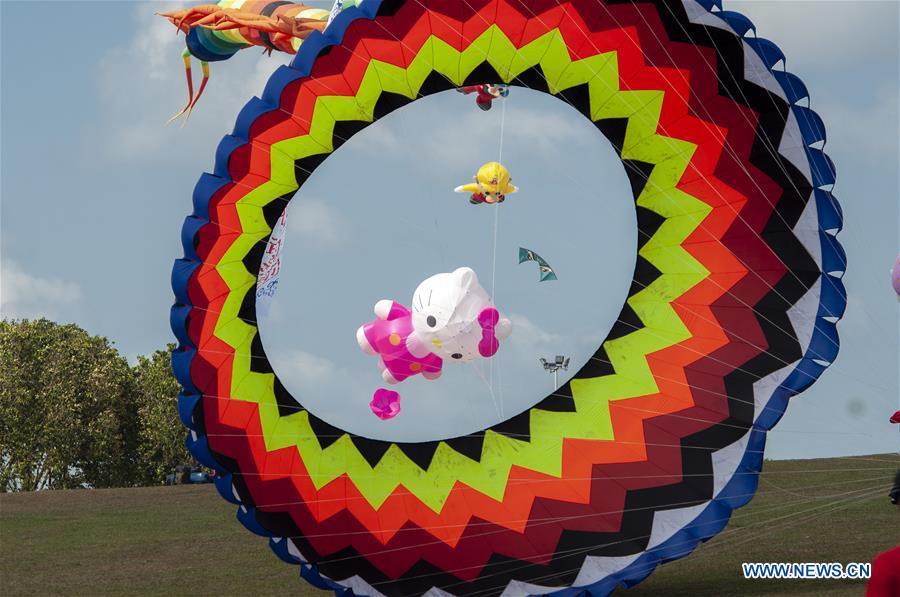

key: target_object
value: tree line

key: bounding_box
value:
[0,319,191,492]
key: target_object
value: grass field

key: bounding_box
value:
[2,454,898,596]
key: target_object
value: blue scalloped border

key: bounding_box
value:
[169,3,384,595]
[169,1,847,595]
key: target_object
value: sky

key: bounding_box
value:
[1,1,897,459]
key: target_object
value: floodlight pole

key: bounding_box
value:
[540,355,570,390]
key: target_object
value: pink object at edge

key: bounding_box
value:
[892,255,900,297]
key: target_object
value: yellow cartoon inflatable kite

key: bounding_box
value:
[454,162,518,205]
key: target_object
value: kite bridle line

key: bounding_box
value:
[487,87,510,419]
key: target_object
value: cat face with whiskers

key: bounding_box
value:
[410,267,490,362]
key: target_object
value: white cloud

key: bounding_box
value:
[814,87,899,163]
[271,349,338,385]
[88,1,898,172]
[0,260,81,320]
[134,2,185,81]
[90,5,595,171]
[729,1,898,69]
[503,106,592,148]
[345,94,597,172]
[507,313,563,348]
[90,2,295,163]
[268,349,369,420]
[286,198,347,245]
[349,118,405,153]
[504,314,599,377]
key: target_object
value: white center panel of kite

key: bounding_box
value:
[257,88,637,441]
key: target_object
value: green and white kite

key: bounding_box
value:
[518,247,557,282]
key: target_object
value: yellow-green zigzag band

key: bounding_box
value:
[210,28,709,512]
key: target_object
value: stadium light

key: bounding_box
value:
[540,355,569,390]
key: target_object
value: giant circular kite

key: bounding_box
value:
[170,0,846,595]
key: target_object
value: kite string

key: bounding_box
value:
[498,89,507,164]
[489,91,508,415]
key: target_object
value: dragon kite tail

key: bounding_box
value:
[167,48,210,126]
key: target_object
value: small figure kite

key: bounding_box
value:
[454,162,518,205]
[456,83,509,111]
[519,248,557,281]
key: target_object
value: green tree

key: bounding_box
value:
[133,345,191,485]
[0,319,139,491]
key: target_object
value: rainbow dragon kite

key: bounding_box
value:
[158,1,358,123]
